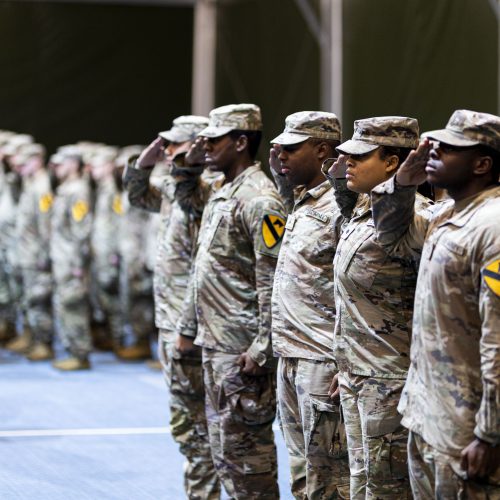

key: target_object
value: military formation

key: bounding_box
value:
[1,104,499,500]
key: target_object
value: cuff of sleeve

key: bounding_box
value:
[474,426,499,447]
[247,343,267,367]
[180,331,196,340]
[171,164,204,178]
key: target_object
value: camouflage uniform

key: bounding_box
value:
[331,117,429,499]
[16,164,54,347]
[90,176,124,346]
[370,110,500,498]
[270,112,350,499]
[175,104,285,499]
[51,175,93,360]
[124,115,220,500]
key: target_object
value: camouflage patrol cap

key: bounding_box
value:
[337,116,419,155]
[159,115,209,143]
[17,143,46,162]
[57,145,83,162]
[271,111,341,145]
[2,134,35,156]
[423,109,500,152]
[199,103,262,138]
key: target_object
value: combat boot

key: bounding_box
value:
[117,339,151,361]
[5,329,32,353]
[52,357,91,371]
[26,342,54,361]
[0,319,16,345]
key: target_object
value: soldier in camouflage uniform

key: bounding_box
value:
[327,117,433,499]
[14,143,54,360]
[89,149,125,351]
[174,104,285,499]
[370,109,500,498]
[268,111,350,499]
[124,115,221,499]
[50,147,93,370]
[0,134,33,348]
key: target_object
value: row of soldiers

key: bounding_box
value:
[0,133,160,368]
[121,105,499,500]
[2,103,499,500]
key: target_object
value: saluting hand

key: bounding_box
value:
[185,137,206,166]
[396,138,432,186]
[269,144,282,175]
[328,154,348,179]
[137,137,165,168]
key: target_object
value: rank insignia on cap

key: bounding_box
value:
[483,259,500,296]
[39,193,53,213]
[112,195,123,215]
[71,200,89,222]
[262,214,285,249]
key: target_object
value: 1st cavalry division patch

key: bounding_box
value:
[71,200,89,222]
[262,214,285,249]
[39,193,53,213]
[483,259,500,297]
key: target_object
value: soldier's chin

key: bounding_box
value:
[207,163,222,171]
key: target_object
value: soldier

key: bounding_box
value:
[174,104,285,499]
[371,109,500,498]
[51,147,93,370]
[327,117,433,498]
[14,143,54,360]
[0,134,34,348]
[124,116,221,499]
[88,149,125,352]
[268,111,350,499]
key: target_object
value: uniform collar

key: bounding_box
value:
[294,180,332,206]
[213,162,262,200]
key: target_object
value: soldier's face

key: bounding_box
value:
[165,141,190,161]
[202,134,237,171]
[426,142,477,189]
[277,140,320,187]
[54,158,79,180]
[345,148,391,193]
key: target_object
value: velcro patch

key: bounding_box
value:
[483,259,500,297]
[39,193,53,213]
[112,195,123,215]
[262,214,285,249]
[71,200,89,222]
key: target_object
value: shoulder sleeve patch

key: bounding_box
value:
[262,214,285,249]
[112,195,123,215]
[71,200,89,222]
[39,193,53,213]
[483,259,500,297]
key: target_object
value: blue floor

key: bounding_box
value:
[0,349,293,499]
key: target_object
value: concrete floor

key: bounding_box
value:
[0,349,293,500]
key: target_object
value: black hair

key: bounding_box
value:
[378,145,413,166]
[309,138,341,158]
[229,130,262,160]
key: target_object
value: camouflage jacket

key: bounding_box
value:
[50,176,92,283]
[331,175,434,379]
[91,177,122,288]
[372,179,500,454]
[125,163,203,333]
[175,163,286,366]
[271,180,342,361]
[16,169,53,271]
[0,167,20,267]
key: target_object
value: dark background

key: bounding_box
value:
[0,0,497,155]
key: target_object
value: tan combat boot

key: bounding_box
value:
[117,339,151,361]
[5,328,32,353]
[52,357,91,371]
[26,342,54,361]
[0,320,16,345]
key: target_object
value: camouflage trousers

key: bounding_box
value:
[90,283,124,345]
[158,332,220,500]
[0,253,21,327]
[408,431,500,500]
[277,357,350,499]
[22,269,53,345]
[202,349,279,499]
[339,372,411,499]
[53,276,92,359]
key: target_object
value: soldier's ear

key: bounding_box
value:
[385,155,399,175]
[316,141,330,161]
[473,155,493,176]
[235,134,248,153]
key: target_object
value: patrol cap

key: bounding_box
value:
[337,116,419,155]
[422,109,500,152]
[199,103,262,138]
[49,153,63,165]
[271,111,341,145]
[57,145,83,162]
[116,145,145,167]
[17,143,46,162]
[2,134,35,156]
[159,115,209,143]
